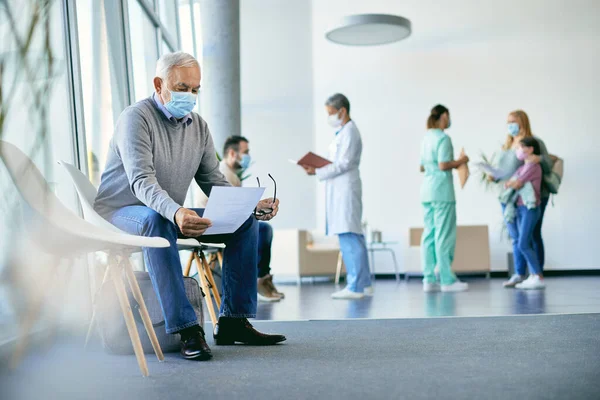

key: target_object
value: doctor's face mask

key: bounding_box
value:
[326,106,344,129]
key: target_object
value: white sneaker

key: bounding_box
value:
[441,281,469,292]
[331,288,365,300]
[503,274,525,288]
[363,286,374,296]
[258,292,281,302]
[515,275,545,290]
[423,282,441,292]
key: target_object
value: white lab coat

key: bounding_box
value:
[316,120,363,235]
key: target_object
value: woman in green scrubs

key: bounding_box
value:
[419,104,470,293]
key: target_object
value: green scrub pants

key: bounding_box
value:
[421,202,457,285]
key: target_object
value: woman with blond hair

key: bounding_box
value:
[492,110,554,288]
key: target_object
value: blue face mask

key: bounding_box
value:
[240,154,252,169]
[447,118,452,129]
[164,89,197,119]
[507,122,520,136]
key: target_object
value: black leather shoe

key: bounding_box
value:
[180,327,213,360]
[213,317,286,346]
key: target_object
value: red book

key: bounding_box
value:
[289,152,332,168]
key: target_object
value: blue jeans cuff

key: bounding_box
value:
[219,312,257,318]
[166,319,199,334]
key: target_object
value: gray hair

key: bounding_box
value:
[325,93,351,113]
[155,51,199,79]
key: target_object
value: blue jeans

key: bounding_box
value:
[533,196,549,271]
[504,205,542,276]
[257,222,273,278]
[338,233,372,293]
[106,206,258,334]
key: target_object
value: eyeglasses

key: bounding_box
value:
[254,174,276,217]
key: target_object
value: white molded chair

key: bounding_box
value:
[0,140,167,377]
[59,161,225,327]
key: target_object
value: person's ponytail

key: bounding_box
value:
[426,104,449,129]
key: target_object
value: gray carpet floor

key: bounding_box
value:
[2,314,600,400]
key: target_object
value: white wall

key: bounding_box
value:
[311,0,600,271]
[239,0,316,230]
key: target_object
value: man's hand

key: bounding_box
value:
[175,208,212,237]
[301,165,316,175]
[255,198,280,221]
[458,154,470,165]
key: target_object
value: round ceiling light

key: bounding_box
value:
[325,14,412,46]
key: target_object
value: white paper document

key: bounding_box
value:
[473,162,506,180]
[202,187,265,235]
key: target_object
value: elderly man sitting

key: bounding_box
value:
[94,52,285,361]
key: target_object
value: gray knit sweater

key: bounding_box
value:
[94,96,230,222]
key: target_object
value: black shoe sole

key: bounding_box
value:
[214,337,287,346]
[181,352,213,361]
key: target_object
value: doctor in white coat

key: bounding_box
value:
[302,93,372,299]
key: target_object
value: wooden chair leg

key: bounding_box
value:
[216,251,224,270]
[183,251,194,277]
[194,251,217,327]
[335,251,344,285]
[206,253,217,270]
[85,265,110,348]
[108,261,149,377]
[122,258,165,362]
[201,252,221,309]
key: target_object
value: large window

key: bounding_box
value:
[0,0,80,344]
[76,0,117,185]
[129,0,161,101]
[178,0,195,56]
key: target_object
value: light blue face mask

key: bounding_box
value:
[507,122,520,136]
[164,89,197,119]
[447,118,452,129]
[240,154,252,169]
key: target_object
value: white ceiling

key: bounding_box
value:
[315,0,600,50]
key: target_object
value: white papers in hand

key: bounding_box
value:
[202,187,265,235]
[473,162,505,179]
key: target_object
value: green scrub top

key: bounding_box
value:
[420,129,456,203]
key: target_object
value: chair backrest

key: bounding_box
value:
[59,161,124,233]
[0,140,88,231]
[0,141,170,252]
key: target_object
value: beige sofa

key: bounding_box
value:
[405,225,491,278]
[270,229,341,283]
